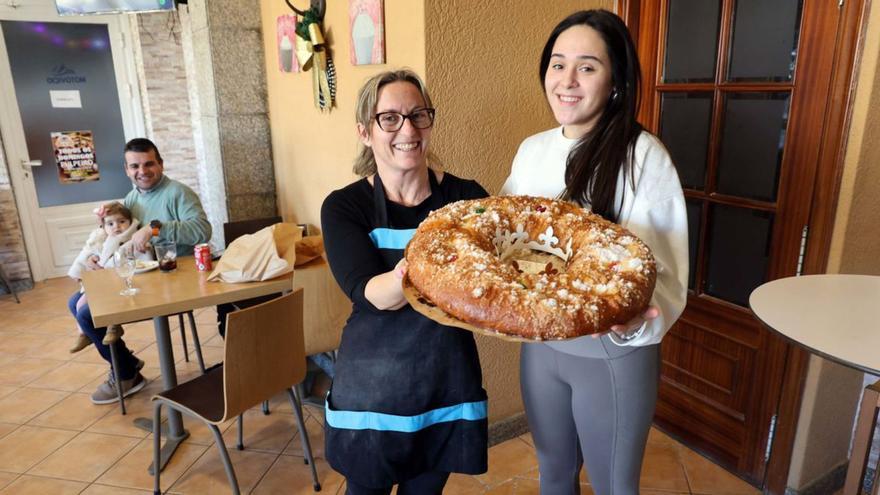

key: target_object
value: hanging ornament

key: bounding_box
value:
[288,2,335,112]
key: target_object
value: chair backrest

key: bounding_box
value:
[223,216,283,248]
[221,288,305,420]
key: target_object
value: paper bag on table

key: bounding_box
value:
[207,223,302,283]
[294,235,324,266]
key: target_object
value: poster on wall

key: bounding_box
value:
[349,0,385,65]
[277,14,299,73]
[51,130,100,184]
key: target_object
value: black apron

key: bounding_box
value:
[325,172,488,488]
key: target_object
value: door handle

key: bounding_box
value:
[21,159,42,169]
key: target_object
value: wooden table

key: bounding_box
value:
[750,274,880,495]
[82,256,294,470]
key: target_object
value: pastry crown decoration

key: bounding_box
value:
[493,224,573,262]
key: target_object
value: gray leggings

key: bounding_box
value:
[520,342,660,495]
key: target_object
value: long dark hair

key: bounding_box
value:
[540,10,642,222]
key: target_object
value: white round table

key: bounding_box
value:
[750,274,880,374]
[750,274,880,494]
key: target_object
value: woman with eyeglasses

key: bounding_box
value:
[501,10,688,495]
[320,69,488,495]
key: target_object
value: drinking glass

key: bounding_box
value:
[114,251,139,296]
[154,240,178,272]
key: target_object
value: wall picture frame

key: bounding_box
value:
[348,0,385,66]
[277,14,299,73]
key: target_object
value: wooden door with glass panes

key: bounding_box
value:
[625,0,856,485]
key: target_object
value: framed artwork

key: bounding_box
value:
[349,0,385,65]
[277,14,299,73]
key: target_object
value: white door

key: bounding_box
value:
[0,0,144,280]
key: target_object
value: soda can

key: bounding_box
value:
[194,243,212,272]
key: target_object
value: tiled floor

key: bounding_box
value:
[0,277,765,494]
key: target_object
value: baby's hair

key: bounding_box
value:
[101,202,133,225]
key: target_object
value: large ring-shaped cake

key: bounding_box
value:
[405,195,657,340]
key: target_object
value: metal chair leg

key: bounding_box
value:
[208,424,241,495]
[108,341,126,415]
[186,311,206,373]
[153,401,162,495]
[262,400,270,415]
[0,265,19,303]
[236,414,244,450]
[178,313,189,363]
[296,383,307,406]
[288,387,321,491]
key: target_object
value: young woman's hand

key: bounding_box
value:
[592,305,660,340]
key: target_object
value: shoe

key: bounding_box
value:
[90,372,146,405]
[135,357,145,372]
[69,334,92,353]
[102,324,125,345]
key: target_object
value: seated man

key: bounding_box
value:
[72,138,211,404]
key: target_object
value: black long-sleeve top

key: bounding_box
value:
[321,172,488,312]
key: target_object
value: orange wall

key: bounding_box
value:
[425,0,613,194]
[260,0,426,230]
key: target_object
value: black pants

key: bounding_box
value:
[344,471,450,495]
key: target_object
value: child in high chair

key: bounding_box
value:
[67,202,152,352]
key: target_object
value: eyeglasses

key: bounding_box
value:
[374,108,436,132]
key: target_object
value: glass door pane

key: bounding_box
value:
[663,0,722,83]
[704,204,774,306]
[659,92,713,190]
[727,0,803,82]
[716,92,790,202]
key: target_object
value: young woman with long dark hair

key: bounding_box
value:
[501,10,689,494]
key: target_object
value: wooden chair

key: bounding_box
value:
[223,216,283,248]
[151,289,320,494]
[222,216,283,415]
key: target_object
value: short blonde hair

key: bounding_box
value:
[352,69,440,176]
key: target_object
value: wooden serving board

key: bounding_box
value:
[402,275,554,343]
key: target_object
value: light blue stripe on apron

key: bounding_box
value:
[370,228,416,249]
[325,398,488,433]
[368,228,416,250]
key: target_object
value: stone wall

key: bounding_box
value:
[133,11,200,195]
[0,134,31,293]
[190,0,275,226]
